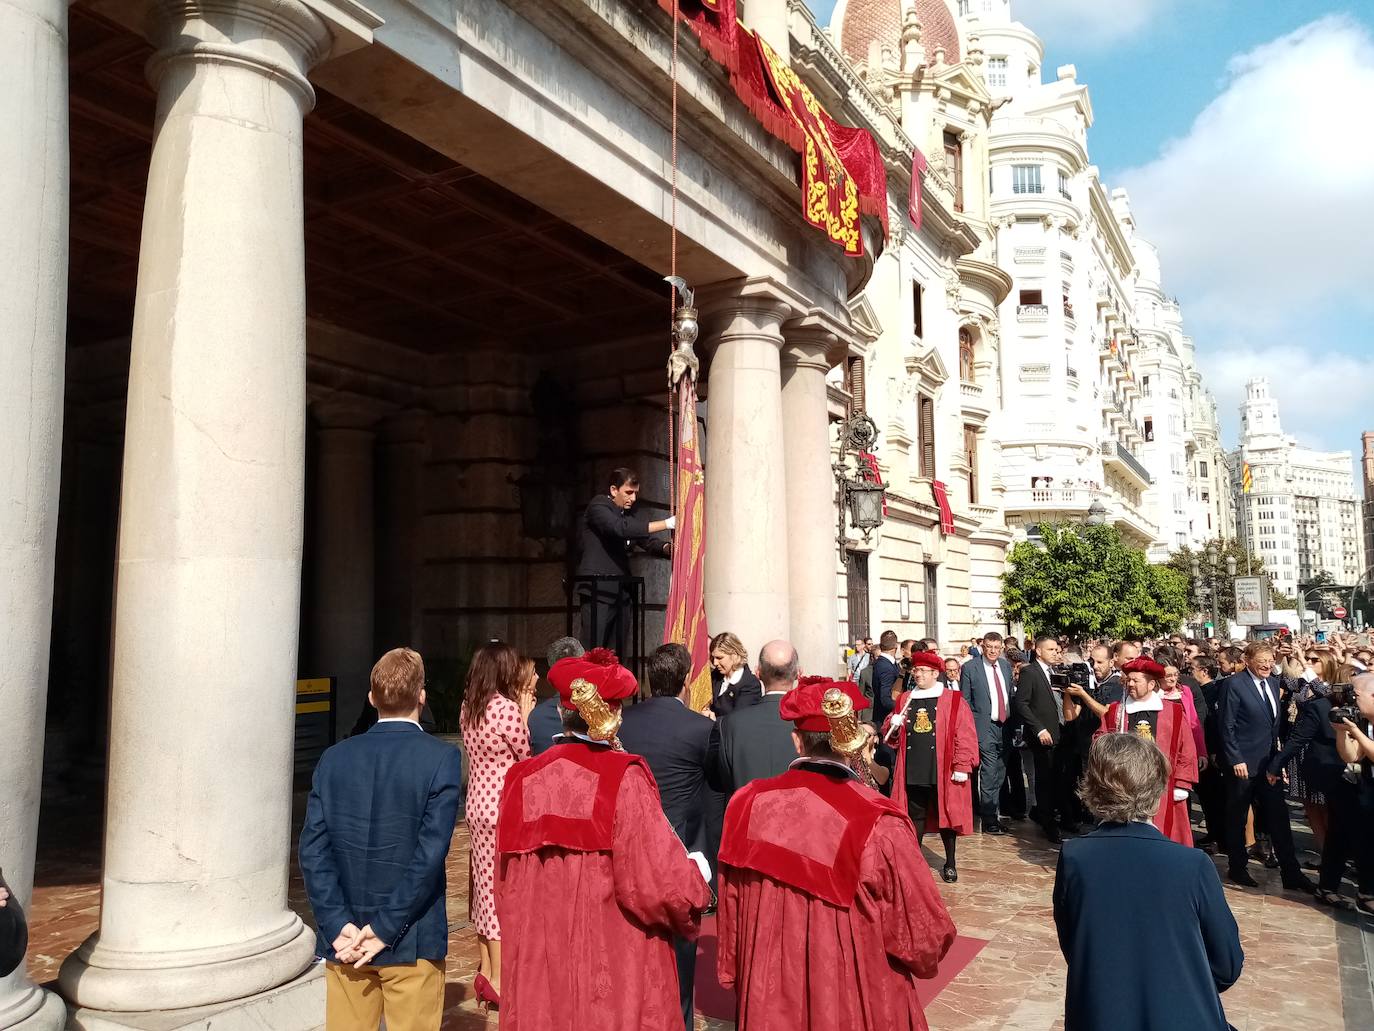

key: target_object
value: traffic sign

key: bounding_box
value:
[1333,605,1347,620]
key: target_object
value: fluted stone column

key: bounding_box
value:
[701,282,796,655]
[780,322,841,677]
[58,0,331,1011]
[308,409,378,726]
[0,0,69,1028]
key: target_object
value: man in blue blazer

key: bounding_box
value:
[619,642,719,1031]
[300,647,463,1029]
[959,631,1015,834]
[1216,641,1312,891]
[527,636,584,755]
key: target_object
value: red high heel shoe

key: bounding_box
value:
[473,973,501,1011]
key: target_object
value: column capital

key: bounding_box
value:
[696,275,810,337]
[782,307,852,372]
[309,392,390,432]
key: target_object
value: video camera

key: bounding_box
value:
[1327,683,1360,726]
[1049,662,1091,689]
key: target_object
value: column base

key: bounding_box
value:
[58,920,315,1014]
[67,965,322,1031]
[0,985,66,1031]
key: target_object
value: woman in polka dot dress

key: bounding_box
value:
[460,641,534,1004]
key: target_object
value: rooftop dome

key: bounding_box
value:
[835,0,961,68]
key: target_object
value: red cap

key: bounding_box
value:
[1121,657,1167,681]
[548,648,638,710]
[778,676,870,731]
[908,651,944,672]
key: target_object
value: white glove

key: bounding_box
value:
[1172,788,1188,802]
[686,850,711,885]
[665,515,677,531]
[951,771,969,783]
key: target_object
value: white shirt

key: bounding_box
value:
[377,716,422,728]
[717,666,744,697]
[984,659,1008,720]
[1251,675,1277,718]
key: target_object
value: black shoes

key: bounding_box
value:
[982,822,1006,836]
[1227,869,1260,888]
[1281,873,1317,895]
[941,864,958,883]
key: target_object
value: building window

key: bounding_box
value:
[944,131,964,213]
[923,562,940,641]
[959,327,976,381]
[1058,169,1070,199]
[1198,459,1208,477]
[912,281,925,338]
[845,550,870,640]
[1019,288,1043,305]
[986,56,1007,90]
[1144,417,1154,441]
[965,425,979,504]
[844,355,866,415]
[1012,164,1042,194]
[1142,375,1151,395]
[957,0,970,14]
[917,393,936,480]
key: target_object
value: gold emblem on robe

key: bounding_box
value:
[1134,719,1154,741]
[913,707,934,734]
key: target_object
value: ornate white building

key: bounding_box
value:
[1228,378,1365,601]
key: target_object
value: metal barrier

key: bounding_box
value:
[566,574,647,682]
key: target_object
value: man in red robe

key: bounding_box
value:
[716,678,956,1030]
[496,649,710,1030]
[1094,656,1197,845]
[884,651,979,882]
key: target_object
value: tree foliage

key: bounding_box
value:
[1001,522,1192,640]
[1165,538,1284,620]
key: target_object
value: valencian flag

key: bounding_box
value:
[664,375,713,711]
[1242,462,1252,493]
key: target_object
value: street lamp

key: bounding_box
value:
[1085,498,1108,526]
[834,413,887,550]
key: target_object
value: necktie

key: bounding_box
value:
[1255,678,1273,717]
[992,663,1006,722]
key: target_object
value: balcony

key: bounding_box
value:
[1017,304,1049,322]
[959,380,992,421]
[1106,495,1160,547]
[1004,486,1100,515]
[1101,440,1152,490]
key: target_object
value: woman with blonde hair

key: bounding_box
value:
[707,631,761,716]
[1054,734,1242,1031]
[460,642,536,1009]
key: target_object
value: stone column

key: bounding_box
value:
[375,411,428,655]
[701,281,796,655]
[780,322,841,678]
[0,0,69,1027]
[58,0,331,1011]
[308,407,378,727]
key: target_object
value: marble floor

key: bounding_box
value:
[24,803,1374,1030]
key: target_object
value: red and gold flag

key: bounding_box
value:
[664,376,713,711]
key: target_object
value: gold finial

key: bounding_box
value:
[822,688,866,756]
[571,677,622,743]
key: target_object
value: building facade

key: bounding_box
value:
[1228,378,1365,602]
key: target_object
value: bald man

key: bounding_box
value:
[713,640,802,796]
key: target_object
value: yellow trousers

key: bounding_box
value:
[324,959,445,1031]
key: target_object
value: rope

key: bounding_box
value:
[667,1,682,525]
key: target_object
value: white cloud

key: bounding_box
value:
[1118,15,1374,330]
[1013,0,1177,46]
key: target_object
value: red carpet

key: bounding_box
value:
[693,914,987,1021]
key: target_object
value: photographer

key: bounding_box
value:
[1331,674,1374,915]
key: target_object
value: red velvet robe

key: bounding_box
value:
[496,742,710,1030]
[1095,698,1198,846]
[883,689,979,834]
[717,764,957,1030]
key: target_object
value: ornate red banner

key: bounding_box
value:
[664,376,713,712]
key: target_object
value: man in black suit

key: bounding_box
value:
[619,643,716,1031]
[1217,642,1314,891]
[575,467,673,652]
[959,631,1016,833]
[870,630,903,731]
[527,636,584,755]
[1192,655,1227,848]
[1015,634,1066,843]
[713,640,800,795]
[0,870,27,979]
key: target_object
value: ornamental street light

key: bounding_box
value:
[1085,498,1108,526]
[834,413,887,550]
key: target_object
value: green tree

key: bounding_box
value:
[1164,537,1274,620]
[1001,522,1192,639]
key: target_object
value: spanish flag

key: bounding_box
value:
[1242,462,1252,493]
[664,376,713,712]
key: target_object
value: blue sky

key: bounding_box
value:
[806,1,1374,475]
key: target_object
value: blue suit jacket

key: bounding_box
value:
[1053,822,1242,1031]
[1216,671,1282,771]
[299,722,463,964]
[527,695,563,756]
[958,655,1014,748]
[618,696,715,847]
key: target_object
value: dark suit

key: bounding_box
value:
[1217,670,1300,878]
[1196,678,1227,842]
[870,654,903,730]
[714,692,795,795]
[575,494,668,652]
[1015,660,1064,833]
[526,694,563,756]
[960,655,1015,826]
[708,666,762,717]
[0,870,26,979]
[299,722,463,963]
[618,696,714,1030]
[1054,822,1242,1031]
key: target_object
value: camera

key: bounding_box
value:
[1049,662,1091,689]
[1327,683,1359,726]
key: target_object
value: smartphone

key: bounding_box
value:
[1315,631,1326,643]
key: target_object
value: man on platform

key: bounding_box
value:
[497,648,710,1030]
[960,632,1016,834]
[575,468,673,653]
[716,677,957,1030]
